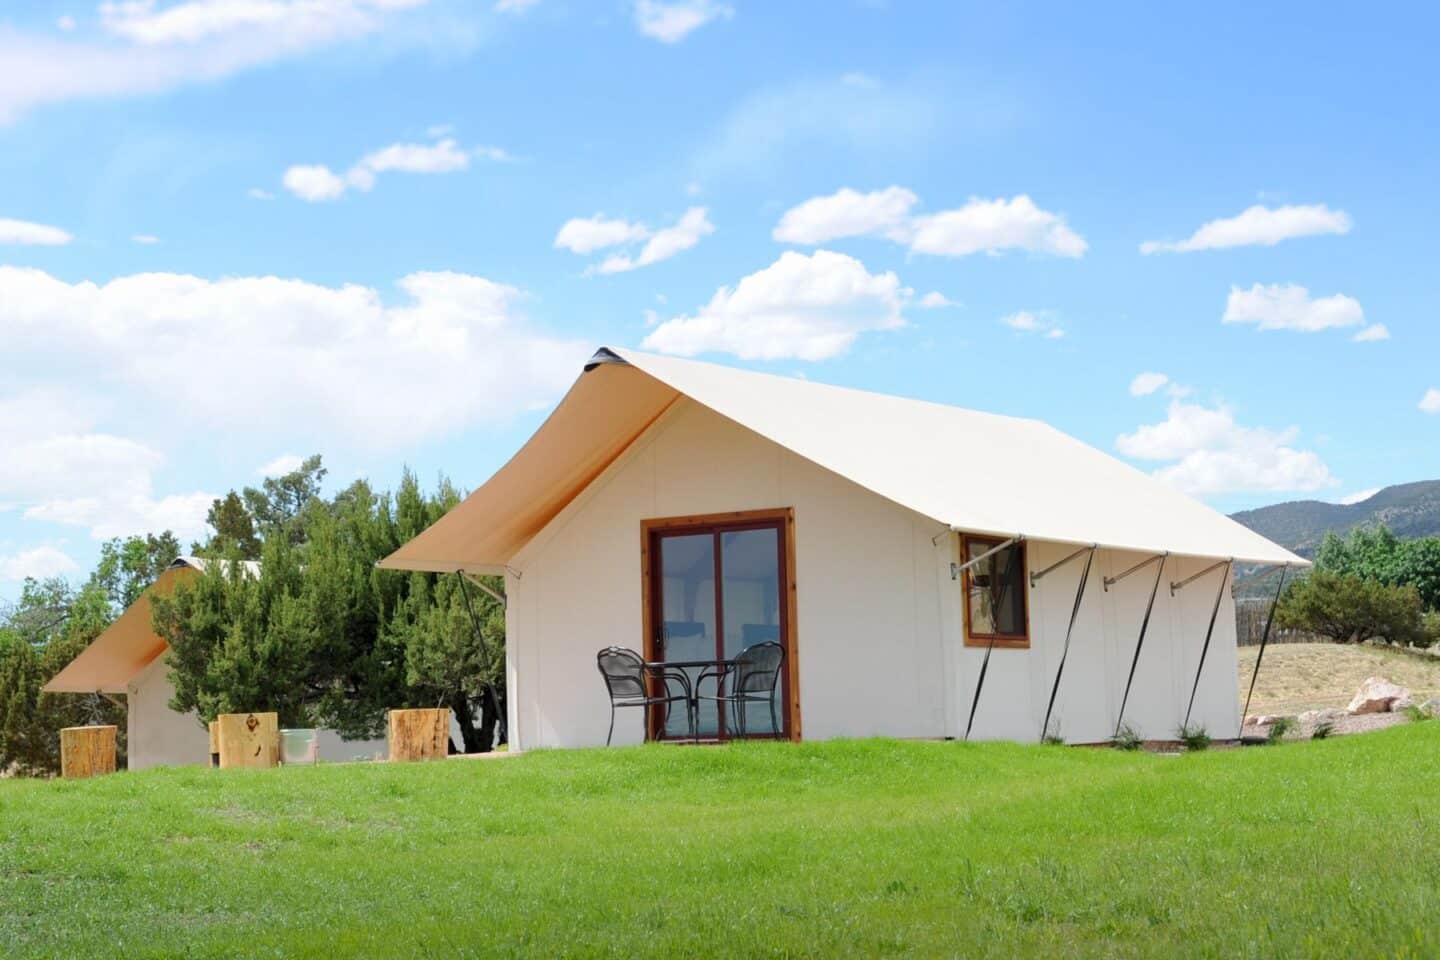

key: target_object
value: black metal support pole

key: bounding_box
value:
[1182,560,1232,729]
[963,546,1019,742]
[964,637,997,742]
[1039,547,1095,742]
[1113,554,1167,739]
[456,572,506,745]
[1240,565,1289,726]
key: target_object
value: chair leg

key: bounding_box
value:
[770,693,780,739]
[606,703,616,747]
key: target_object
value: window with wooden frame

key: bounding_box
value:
[960,535,1030,648]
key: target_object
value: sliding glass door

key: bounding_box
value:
[645,512,792,740]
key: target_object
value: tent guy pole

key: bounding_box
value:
[1179,560,1233,730]
[961,536,1023,741]
[1111,552,1168,739]
[1240,564,1290,726]
[1037,545,1097,742]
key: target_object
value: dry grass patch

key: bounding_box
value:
[1237,641,1440,715]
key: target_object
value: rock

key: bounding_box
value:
[1243,715,1260,726]
[1255,714,1293,726]
[1393,694,1417,712]
[1298,708,1346,726]
[1346,676,1412,715]
[1420,697,1440,718]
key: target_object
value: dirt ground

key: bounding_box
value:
[1237,642,1440,716]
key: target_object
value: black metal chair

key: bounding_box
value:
[695,641,785,739]
[596,646,694,745]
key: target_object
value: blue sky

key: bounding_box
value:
[2,0,1437,597]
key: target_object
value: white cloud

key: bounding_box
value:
[772,186,917,245]
[918,291,955,309]
[910,195,1086,258]
[1129,372,1169,397]
[357,137,472,175]
[596,207,713,274]
[0,390,215,543]
[57,15,78,31]
[0,0,430,125]
[556,207,714,273]
[247,186,274,200]
[282,163,348,201]
[633,0,732,43]
[1421,389,1440,415]
[0,217,73,246]
[1353,323,1389,342]
[132,233,160,244]
[553,215,649,255]
[97,0,427,45]
[257,454,305,477]
[641,249,906,361]
[1141,204,1352,254]
[774,188,1085,260]
[1001,310,1064,339]
[0,546,79,582]
[0,265,591,450]
[1223,283,1364,333]
[1116,398,1334,497]
[282,136,498,201]
[1336,487,1380,506]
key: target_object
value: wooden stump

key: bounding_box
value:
[216,712,280,769]
[208,721,220,768]
[60,725,117,779]
[387,708,450,762]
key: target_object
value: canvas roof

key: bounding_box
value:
[379,347,1307,575]
[43,556,259,694]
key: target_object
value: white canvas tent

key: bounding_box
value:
[382,347,1305,748]
[45,557,388,769]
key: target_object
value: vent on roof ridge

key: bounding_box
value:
[583,347,628,372]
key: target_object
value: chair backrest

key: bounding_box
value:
[733,641,783,695]
[596,646,647,701]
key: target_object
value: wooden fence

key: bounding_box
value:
[1234,597,1319,646]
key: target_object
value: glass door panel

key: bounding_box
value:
[721,527,783,737]
[656,532,717,738]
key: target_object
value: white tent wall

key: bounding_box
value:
[503,395,1244,751]
[124,654,393,770]
[126,654,211,771]
[504,396,950,749]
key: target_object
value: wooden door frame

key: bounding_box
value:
[640,507,800,741]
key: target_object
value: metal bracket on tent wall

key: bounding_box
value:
[1103,552,1167,592]
[1169,558,1232,597]
[505,565,524,580]
[1030,544,1097,588]
[460,571,507,608]
[948,535,1022,581]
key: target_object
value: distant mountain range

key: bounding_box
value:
[1231,480,1440,556]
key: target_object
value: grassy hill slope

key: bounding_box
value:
[4,730,1440,958]
[1232,479,1440,555]
[1239,642,1440,716]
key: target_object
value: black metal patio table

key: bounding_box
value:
[644,658,737,742]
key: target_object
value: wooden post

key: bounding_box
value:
[208,721,220,768]
[387,708,450,762]
[60,725,117,779]
[216,712,280,769]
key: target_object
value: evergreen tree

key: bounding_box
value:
[203,492,261,558]
[0,578,125,775]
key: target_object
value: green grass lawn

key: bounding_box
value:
[4,727,1440,959]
